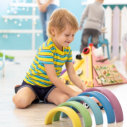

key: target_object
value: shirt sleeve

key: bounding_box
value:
[66,49,72,62]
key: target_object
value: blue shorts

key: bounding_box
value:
[16,81,56,103]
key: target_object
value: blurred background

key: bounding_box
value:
[0,0,127,56]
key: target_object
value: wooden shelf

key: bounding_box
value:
[2,15,39,19]
[0,30,42,34]
[9,3,37,7]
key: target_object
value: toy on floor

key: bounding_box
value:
[60,44,94,87]
[44,87,123,127]
[94,64,124,85]
[85,87,123,122]
[0,52,14,61]
[0,51,5,77]
[45,106,82,127]
[60,44,127,87]
[60,55,85,85]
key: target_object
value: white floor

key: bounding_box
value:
[0,51,127,127]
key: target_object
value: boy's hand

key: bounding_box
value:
[80,81,93,92]
[80,81,88,91]
[72,91,82,97]
[80,84,87,91]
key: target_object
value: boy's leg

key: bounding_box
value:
[13,87,36,109]
[47,88,70,105]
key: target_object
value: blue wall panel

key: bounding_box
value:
[0,18,32,29]
[0,34,32,50]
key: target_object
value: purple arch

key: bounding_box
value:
[85,87,123,122]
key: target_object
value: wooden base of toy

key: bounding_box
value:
[61,46,127,87]
[92,53,127,87]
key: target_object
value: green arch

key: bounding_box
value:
[53,101,92,127]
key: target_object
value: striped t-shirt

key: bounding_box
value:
[24,38,72,87]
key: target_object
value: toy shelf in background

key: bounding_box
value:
[0,51,5,77]
[0,50,15,77]
[0,52,14,61]
[0,0,42,50]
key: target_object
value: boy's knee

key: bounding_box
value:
[13,95,30,109]
[56,95,70,105]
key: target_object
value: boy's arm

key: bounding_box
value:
[65,62,86,91]
[37,0,53,12]
[44,64,81,97]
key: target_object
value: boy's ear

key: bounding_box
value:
[50,27,56,36]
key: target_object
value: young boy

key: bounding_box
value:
[13,9,86,109]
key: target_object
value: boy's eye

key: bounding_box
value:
[65,34,70,37]
[65,34,75,37]
[72,34,75,37]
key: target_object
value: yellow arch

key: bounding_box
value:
[44,106,82,127]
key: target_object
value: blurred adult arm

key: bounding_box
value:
[37,0,53,12]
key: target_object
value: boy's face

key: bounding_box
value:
[52,25,76,50]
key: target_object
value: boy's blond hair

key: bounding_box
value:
[47,8,79,37]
